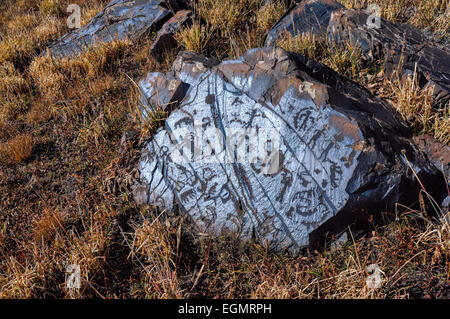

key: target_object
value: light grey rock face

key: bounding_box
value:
[133,48,446,251]
[46,0,171,57]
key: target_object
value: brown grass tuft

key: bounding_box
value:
[32,208,66,242]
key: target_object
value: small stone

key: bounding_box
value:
[413,134,450,176]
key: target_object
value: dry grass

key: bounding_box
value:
[0,0,155,299]
[0,0,448,299]
[126,212,187,298]
[32,208,66,242]
[433,108,450,144]
[80,1,108,26]
[118,205,449,299]
[194,0,260,37]
[31,39,131,103]
[0,10,62,67]
[374,66,450,144]
[256,1,287,32]
[0,256,42,298]
[38,0,62,16]
[391,77,435,132]
[276,32,323,60]
[391,78,449,142]
[0,63,30,98]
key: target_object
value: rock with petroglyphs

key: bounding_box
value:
[133,47,446,251]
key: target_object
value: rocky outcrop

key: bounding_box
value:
[149,10,192,61]
[264,0,450,109]
[264,0,344,47]
[133,47,446,251]
[46,0,176,57]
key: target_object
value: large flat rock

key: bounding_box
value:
[328,8,450,109]
[133,48,446,251]
[46,0,172,57]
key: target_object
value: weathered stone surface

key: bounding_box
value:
[264,0,344,46]
[149,10,192,61]
[443,196,450,214]
[413,134,450,176]
[164,0,189,12]
[264,0,450,108]
[138,51,219,114]
[133,47,446,251]
[46,0,172,58]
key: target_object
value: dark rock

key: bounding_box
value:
[328,8,450,109]
[119,129,140,154]
[138,51,219,114]
[413,134,450,176]
[264,0,344,46]
[264,0,450,108]
[46,0,173,58]
[442,196,450,214]
[133,47,446,252]
[149,10,192,62]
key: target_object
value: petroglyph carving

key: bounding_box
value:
[134,48,446,251]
